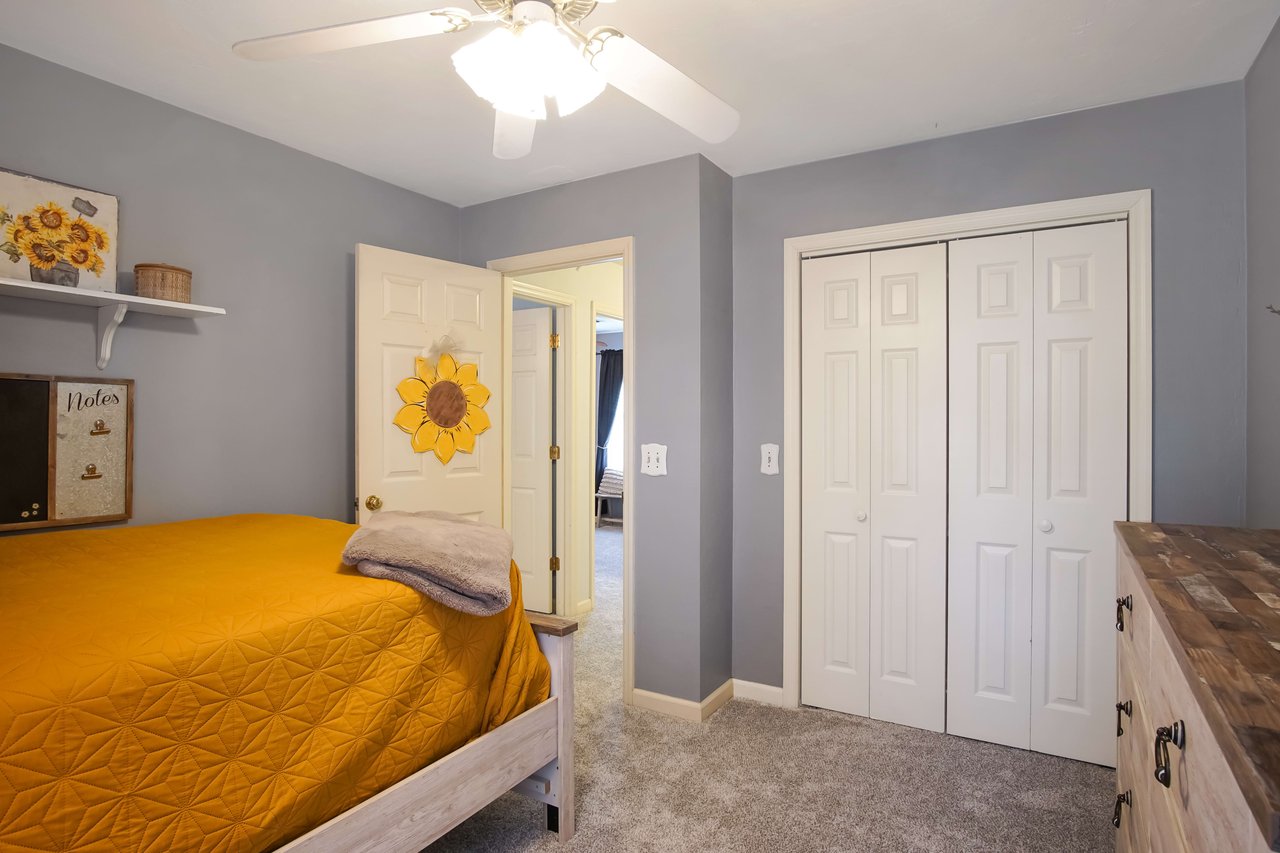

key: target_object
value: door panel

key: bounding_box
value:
[356,244,502,525]
[801,253,872,716]
[510,306,554,613]
[1030,221,1128,766]
[947,232,1035,748]
[869,244,947,732]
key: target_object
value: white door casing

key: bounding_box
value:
[356,244,503,525]
[947,232,1036,749]
[487,236,636,706]
[800,252,872,716]
[868,244,948,733]
[1029,222,1128,766]
[510,306,555,613]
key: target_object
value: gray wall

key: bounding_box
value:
[0,45,460,526]
[461,155,734,703]
[5,39,1261,701]
[732,83,1250,687]
[697,158,734,698]
[1248,24,1280,527]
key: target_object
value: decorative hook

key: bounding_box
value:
[427,334,460,361]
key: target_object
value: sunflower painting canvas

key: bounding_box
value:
[0,169,118,292]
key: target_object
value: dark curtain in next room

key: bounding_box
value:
[596,349,623,492]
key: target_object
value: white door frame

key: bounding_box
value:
[782,191,1153,709]
[490,237,636,706]
[505,290,569,614]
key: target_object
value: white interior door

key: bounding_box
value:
[510,306,554,613]
[356,244,503,525]
[801,252,872,716]
[947,232,1035,748]
[1030,221,1128,766]
[868,244,948,733]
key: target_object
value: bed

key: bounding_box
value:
[0,514,576,852]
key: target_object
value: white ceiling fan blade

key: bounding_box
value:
[493,110,537,160]
[589,32,739,144]
[233,8,474,61]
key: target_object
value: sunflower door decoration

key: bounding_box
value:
[393,354,491,464]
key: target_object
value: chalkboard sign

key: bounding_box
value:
[0,374,133,531]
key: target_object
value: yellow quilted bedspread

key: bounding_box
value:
[0,514,550,852]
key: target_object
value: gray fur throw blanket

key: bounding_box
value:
[342,510,513,616]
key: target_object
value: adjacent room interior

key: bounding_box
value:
[1,2,1278,851]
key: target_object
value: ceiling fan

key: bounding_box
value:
[233,0,740,160]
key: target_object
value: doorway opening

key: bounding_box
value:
[495,238,635,705]
[592,311,625,653]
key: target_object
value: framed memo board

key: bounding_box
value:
[0,374,133,531]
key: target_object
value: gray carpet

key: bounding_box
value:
[431,528,1115,852]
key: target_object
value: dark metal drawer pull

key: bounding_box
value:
[1112,790,1131,829]
[1116,700,1132,736]
[1115,595,1133,632]
[1153,720,1186,787]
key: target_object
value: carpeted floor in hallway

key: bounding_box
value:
[430,526,1115,852]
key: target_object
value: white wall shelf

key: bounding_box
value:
[0,276,226,369]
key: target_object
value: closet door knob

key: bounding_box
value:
[365,495,383,512]
[1039,519,1054,533]
[856,511,868,522]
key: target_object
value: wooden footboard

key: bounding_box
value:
[520,613,578,840]
[276,612,577,851]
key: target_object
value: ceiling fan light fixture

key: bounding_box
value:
[451,14,604,123]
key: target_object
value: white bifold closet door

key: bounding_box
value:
[947,221,1128,766]
[801,244,947,732]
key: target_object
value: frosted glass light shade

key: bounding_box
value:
[452,20,604,122]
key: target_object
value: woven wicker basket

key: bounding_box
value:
[134,263,192,303]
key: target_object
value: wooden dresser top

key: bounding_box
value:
[1116,522,1280,848]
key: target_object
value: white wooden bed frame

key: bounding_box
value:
[276,612,577,852]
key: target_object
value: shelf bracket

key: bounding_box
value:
[96,303,129,370]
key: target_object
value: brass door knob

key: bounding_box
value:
[365,495,383,511]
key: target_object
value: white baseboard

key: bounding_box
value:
[730,678,788,707]
[632,678,734,723]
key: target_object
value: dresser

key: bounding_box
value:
[1115,524,1280,852]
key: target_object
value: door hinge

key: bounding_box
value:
[549,333,561,349]
[549,445,561,461]
[550,556,561,573]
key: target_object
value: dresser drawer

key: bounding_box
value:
[1115,652,1151,853]
[1119,648,1197,852]
[1115,543,1150,671]
[1144,615,1271,853]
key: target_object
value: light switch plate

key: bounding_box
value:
[640,443,667,476]
[761,443,780,475]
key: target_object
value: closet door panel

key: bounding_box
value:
[946,233,1035,749]
[1030,221,1128,766]
[801,253,873,716]
[869,244,947,732]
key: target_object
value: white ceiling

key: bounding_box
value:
[2,1,1276,207]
